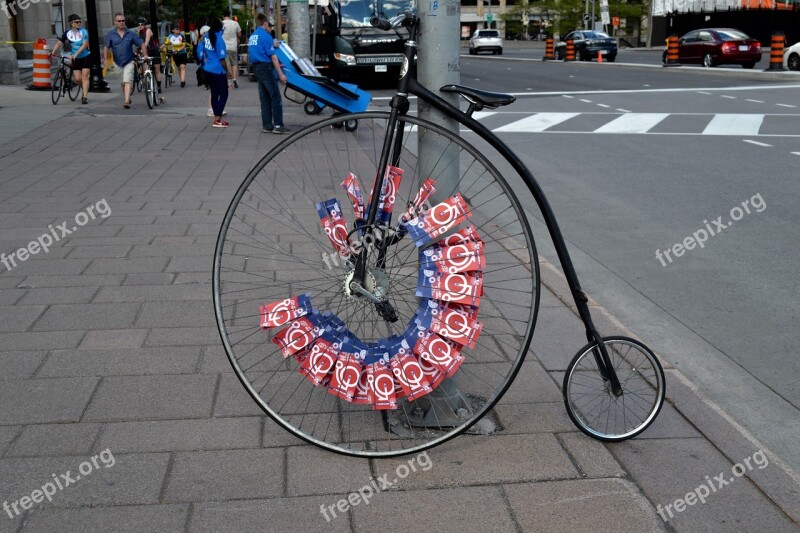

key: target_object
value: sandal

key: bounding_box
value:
[123,100,131,109]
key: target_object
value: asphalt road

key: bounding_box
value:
[375,57,800,472]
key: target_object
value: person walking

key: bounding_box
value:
[50,13,91,104]
[248,14,289,134]
[138,17,162,94]
[222,14,242,88]
[200,18,232,128]
[167,24,189,87]
[102,13,148,108]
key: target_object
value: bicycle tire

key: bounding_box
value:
[51,69,64,105]
[213,112,540,457]
[68,73,80,101]
[166,59,174,87]
[144,71,155,109]
[135,66,143,92]
[563,336,665,441]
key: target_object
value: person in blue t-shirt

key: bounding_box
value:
[50,13,91,104]
[249,13,289,134]
[201,18,232,128]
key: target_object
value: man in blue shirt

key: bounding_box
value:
[102,13,148,108]
[248,13,289,134]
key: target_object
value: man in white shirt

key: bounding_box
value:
[222,14,242,88]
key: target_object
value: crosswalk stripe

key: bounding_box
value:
[593,113,669,133]
[702,114,764,136]
[494,112,580,132]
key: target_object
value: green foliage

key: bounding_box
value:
[504,0,649,37]
[121,0,229,28]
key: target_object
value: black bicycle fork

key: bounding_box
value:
[352,13,623,396]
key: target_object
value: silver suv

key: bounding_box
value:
[469,29,503,56]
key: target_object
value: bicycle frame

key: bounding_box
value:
[361,13,623,393]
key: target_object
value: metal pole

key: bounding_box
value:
[84,0,109,92]
[418,0,460,200]
[287,0,310,57]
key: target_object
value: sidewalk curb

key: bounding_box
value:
[537,256,800,524]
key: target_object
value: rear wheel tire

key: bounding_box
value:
[789,53,800,71]
[741,61,755,69]
[68,74,80,101]
[703,53,715,68]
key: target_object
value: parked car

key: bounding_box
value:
[469,29,503,55]
[661,28,762,68]
[784,41,800,70]
[554,30,617,62]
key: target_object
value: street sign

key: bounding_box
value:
[487,13,493,23]
[599,0,610,25]
[612,16,620,28]
[583,13,590,22]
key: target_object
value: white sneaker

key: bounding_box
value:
[207,108,213,117]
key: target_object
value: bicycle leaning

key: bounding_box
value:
[213,12,666,458]
[50,55,80,105]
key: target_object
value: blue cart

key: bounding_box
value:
[274,42,371,131]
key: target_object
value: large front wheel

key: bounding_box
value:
[213,112,541,457]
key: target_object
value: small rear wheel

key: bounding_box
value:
[344,118,358,131]
[304,101,322,115]
[51,70,64,105]
[563,336,665,441]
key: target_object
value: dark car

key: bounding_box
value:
[555,30,617,62]
[662,28,762,68]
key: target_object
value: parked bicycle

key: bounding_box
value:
[213,12,665,458]
[50,55,80,105]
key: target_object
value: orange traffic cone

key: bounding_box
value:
[597,51,603,63]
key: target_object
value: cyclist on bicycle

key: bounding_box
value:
[50,13,91,105]
[138,17,162,94]
[166,24,189,88]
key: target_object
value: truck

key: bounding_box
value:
[309,0,413,81]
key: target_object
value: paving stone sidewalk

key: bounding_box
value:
[0,79,797,532]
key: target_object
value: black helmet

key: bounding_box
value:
[67,13,81,23]
[137,16,147,25]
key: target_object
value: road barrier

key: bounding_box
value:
[597,50,603,63]
[664,35,680,67]
[565,39,575,62]
[544,38,554,60]
[767,31,787,71]
[27,39,52,90]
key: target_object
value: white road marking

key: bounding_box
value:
[597,103,611,108]
[776,103,795,108]
[616,108,631,113]
[579,98,593,103]
[697,91,712,95]
[472,111,497,120]
[494,112,580,132]
[721,95,737,99]
[593,113,669,133]
[702,114,764,135]
[743,140,772,147]
[792,151,800,156]
[746,99,764,103]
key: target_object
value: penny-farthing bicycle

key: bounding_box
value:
[213,13,665,458]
